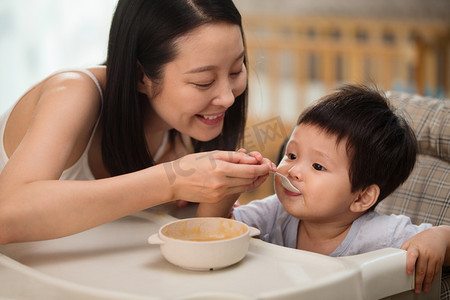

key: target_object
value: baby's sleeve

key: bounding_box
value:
[388,214,433,248]
[233,194,286,245]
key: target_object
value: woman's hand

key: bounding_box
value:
[167,150,275,204]
[401,225,450,293]
[193,149,275,217]
[236,148,275,190]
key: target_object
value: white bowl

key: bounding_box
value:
[148,217,260,271]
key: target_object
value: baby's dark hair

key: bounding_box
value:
[297,84,417,209]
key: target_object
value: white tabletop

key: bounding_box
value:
[0,207,419,299]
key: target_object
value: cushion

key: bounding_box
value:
[376,154,450,226]
[376,91,449,226]
[388,91,450,163]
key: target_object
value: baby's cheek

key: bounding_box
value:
[273,176,283,196]
[277,159,289,170]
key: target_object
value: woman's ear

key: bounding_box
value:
[137,63,151,94]
[350,184,380,213]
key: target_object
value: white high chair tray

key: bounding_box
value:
[0,209,415,300]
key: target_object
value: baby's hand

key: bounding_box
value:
[401,227,446,293]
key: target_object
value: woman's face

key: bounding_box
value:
[140,21,247,141]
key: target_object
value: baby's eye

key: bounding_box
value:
[287,153,296,160]
[312,163,326,171]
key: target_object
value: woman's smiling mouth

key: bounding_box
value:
[196,113,225,125]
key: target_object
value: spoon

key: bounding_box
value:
[271,172,301,194]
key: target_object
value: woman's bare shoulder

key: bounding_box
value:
[42,68,105,100]
[4,68,105,159]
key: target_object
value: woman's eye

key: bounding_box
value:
[231,62,245,76]
[230,70,242,76]
[193,81,214,88]
[312,163,326,171]
[287,153,296,160]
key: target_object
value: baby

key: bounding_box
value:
[197,84,450,294]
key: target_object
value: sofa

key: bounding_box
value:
[375,91,450,299]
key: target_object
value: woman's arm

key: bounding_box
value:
[1,151,271,243]
[0,164,175,243]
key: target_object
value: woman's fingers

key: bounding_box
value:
[197,151,273,178]
[170,150,274,204]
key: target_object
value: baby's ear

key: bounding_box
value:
[350,184,380,213]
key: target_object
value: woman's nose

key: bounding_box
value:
[211,82,235,108]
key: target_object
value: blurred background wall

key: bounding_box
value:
[0,0,117,114]
[1,0,449,203]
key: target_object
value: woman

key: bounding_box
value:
[0,0,274,244]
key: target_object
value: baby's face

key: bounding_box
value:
[275,124,360,222]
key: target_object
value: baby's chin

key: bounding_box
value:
[279,197,305,219]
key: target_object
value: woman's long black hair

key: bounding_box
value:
[102,0,248,176]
